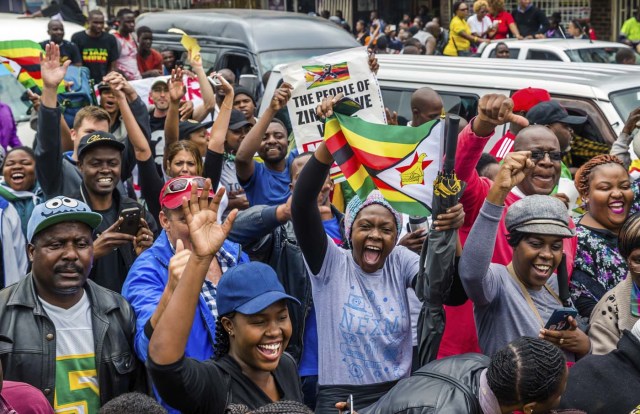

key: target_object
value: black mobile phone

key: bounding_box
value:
[544,307,578,331]
[117,207,141,236]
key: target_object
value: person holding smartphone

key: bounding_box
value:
[459,149,591,361]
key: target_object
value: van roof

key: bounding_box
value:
[136,9,358,53]
[372,55,640,100]
[0,13,85,42]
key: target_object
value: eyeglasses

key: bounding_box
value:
[530,150,564,162]
[163,177,207,197]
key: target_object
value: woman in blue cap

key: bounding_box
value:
[147,181,303,413]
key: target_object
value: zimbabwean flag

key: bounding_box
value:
[0,40,45,92]
[304,62,350,89]
[324,113,443,216]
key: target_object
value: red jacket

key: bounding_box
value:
[438,122,577,358]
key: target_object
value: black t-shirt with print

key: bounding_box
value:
[70,31,119,84]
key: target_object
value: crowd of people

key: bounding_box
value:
[1,4,640,414]
[318,1,640,60]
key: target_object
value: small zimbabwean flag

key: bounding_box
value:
[0,40,45,92]
[324,113,443,216]
[303,62,350,89]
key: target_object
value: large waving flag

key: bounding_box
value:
[324,113,443,216]
[0,40,45,92]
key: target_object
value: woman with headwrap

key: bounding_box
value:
[291,95,465,414]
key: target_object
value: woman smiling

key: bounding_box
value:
[291,95,464,413]
[147,182,303,413]
[459,151,590,360]
[571,155,634,319]
[0,146,43,237]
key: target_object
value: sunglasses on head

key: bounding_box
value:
[530,150,564,162]
[163,177,207,197]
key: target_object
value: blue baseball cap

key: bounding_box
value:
[217,262,300,316]
[27,196,102,242]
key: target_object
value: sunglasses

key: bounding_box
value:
[530,150,564,162]
[163,177,207,197]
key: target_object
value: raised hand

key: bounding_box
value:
[178,100,194,121]
[367,49,379,74]
[212,72,234,98]
[41,42,70,90]
[623,107,640,134]
[488,151,535,204]
[473,94,529,137]
[133,218,154,256]
[385,107,398,125]
[169,68,186,103]
[315,92,345,119]
[167,239,192,292]
[181,179,237,258]
[188,50,202,70]
[269,82,293,112]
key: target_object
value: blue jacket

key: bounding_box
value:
[122,230,247,412]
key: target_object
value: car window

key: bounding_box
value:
[488,48,520,59]
[195,51,219,73]
[258,48,348,74]
[526,50,563,61]
[565,47,622,63]
[380,87,479,125]
[553,96,616,169]
[610,87,640,123]
[0,75,30,123]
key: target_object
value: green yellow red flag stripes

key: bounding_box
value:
[303,62,350,89]
[0,40,45,91]
[324,113,443,216]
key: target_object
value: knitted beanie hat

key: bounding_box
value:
[344,190,403,245]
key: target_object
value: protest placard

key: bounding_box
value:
[281,46,386,163]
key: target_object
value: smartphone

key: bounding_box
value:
[117,207,141,236]
[211,77,222,86]
[544,307,578,331]
[343,394,354,414]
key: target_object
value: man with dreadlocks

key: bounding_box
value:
[358,337,570,414]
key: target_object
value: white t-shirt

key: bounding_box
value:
[467,15,493,37]
[307,236,419,385]
[41,292,100,413]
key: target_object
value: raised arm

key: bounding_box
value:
[459,151,534,305]
[206,73,234,155]
[107,76,152,161]
[36,42,70,199]
[610,107,640,169]
[291,95,340,274]
[235,83,292,182]
[190,53,216,122]
[149,182,236,365]
[163,68,185,169]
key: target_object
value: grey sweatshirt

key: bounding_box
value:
[459,199,574,360]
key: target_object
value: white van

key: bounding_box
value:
[261,54,640,166]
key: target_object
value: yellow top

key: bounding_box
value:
[444,16,472,56]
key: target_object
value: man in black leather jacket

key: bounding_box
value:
[0,196,146,410]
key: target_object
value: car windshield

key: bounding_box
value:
[0,75,30,123]
[259,48,347,74]
[565,47,626,63]
[610,87,640,122]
